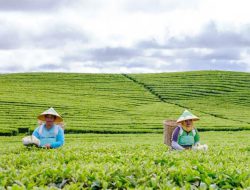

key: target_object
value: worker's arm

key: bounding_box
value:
[50,128,64,148]
[171,126,185,150]
[171,141,185,150]
[32,127,40,139]
[194,128,200,145]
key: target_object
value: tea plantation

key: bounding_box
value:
[0,71,250,135]
[0,131,249,189]
[0,71,249,189]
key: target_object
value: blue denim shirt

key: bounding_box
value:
[32,124,64,148]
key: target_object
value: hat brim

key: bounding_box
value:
[176,117,199,123]
[37,114,63,123]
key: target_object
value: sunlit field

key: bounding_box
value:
[0,132,249,189]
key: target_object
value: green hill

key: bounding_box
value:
[0,71,250,135]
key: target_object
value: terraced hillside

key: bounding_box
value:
[129,71,250,130]
[0,73,181,135]
[0,71,249,135]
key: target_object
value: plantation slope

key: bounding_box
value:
[0,73,183,135]
[0,71,249,135]
[129,71,250,130]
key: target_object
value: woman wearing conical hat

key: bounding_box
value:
[171,110,203,150]
[23,107,64,149]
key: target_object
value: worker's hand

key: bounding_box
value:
[44,144,51,149]
[195,142,201,146]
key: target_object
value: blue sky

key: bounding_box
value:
[0,0,250,73]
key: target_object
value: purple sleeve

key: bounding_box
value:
[172,126,180,142]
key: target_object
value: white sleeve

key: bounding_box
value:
[171,141,185,150]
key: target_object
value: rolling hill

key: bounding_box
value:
[0,71,250,135]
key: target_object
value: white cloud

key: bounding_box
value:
[0,0,250,73]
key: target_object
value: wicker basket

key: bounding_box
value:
[163,120,178,146]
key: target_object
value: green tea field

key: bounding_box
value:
[0,71,250,135]
[0,131,249,189]
[0,71,250,189]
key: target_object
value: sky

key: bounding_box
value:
[0,0,250,73]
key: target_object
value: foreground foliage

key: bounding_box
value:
[0,131,249,189]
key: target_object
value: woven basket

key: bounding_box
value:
[163,120,178,146]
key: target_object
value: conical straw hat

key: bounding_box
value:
[37,107,63,123]
[176,109,199,123]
